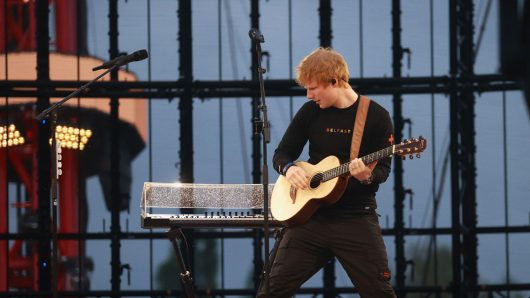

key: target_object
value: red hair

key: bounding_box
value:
[296,47,350,88]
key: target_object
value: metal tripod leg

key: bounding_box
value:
[258,227,286,295]
[167,227,196,298]
[268,228,286,269]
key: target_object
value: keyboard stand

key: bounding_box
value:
[167,227,196,298]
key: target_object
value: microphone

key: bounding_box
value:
[249,28,264,43]
[92,49,148,71]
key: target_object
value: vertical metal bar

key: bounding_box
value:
[178,0,193,184]
[450,1,479,297]
[319,1,335,296]
[177,0,195,288]
[249,0,263,290]
[319,0,332,48]
[35,0,51,293]
[0,144,7,291]
[458,1,478,296]
[449,0,462,296]
[108,0,121,296]
[250,0,261,184]
[77,0,88,56]
[0,0,6,51]
[391,0,407,296]
[0,0,9,291]
[75,0,83,291]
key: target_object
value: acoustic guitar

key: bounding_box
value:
[271,137,427,227]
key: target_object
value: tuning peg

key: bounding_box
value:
[416,154,421,158]
[402,156,406,160]
[409,155,413,159]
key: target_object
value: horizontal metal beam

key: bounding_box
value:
[1,224,529,240]
[1,283,529,297]
[0,74,520,99]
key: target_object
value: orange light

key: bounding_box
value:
[0,124,25,148]
[49,125,93,151]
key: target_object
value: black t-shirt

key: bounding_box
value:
[273,97,394,217]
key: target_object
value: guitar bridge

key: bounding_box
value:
[289,186,297,204]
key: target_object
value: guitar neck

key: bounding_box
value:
[322,145,395,182]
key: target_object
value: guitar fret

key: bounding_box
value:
[322,145,398,183]
[324,169,332,181]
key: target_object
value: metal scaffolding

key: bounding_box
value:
[1,0,529,297]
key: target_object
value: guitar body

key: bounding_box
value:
[270,136,427,227]
[271,155,349,227]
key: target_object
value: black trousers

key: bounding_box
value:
[257,210,396,298]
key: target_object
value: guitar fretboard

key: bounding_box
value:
[321,145,395,182]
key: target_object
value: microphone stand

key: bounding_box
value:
[35,63,122,297]
[250,34,272,297]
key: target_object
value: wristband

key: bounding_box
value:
[360,174,373,185]
[281,162,294,176]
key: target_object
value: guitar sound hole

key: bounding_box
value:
[309,173,323,189]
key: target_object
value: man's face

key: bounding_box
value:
[305,80,336,109]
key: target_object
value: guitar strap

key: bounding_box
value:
[350,95,370,160]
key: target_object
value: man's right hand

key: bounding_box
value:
[285,165,309,190]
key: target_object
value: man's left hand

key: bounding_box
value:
[349,158,375,181]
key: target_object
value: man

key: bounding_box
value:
[257,48,396,297]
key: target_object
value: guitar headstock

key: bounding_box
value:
[394,136,427,159]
